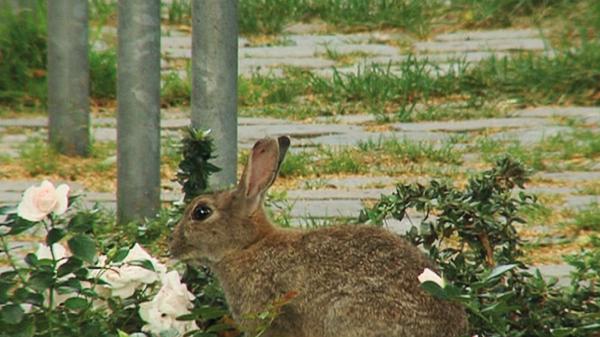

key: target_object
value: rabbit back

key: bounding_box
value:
[213,225,468,337]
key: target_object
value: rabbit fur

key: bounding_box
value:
[170,136,468,337]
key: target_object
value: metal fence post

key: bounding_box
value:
[116,0,161,224]
[191,0,238,189]
[47,0,90,156]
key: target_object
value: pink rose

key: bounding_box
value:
[17,180,69,221]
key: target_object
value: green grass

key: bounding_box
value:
[572,203,600,231]
[17,137,116,177]
[19,138,59,175]
[237,41,600,121]
[161,70,191,106]
[475,129,600,172]
[357,137,463,164]
[163,0,192,25]
[577,182,600,196]
[277,138,462,178]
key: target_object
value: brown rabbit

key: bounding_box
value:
[170,136,468,337]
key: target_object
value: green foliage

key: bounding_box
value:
[239,0,433,36]
[161,71,191,107]
[163,0,192,25]
[360,157,600,336]
[175,128,221,202]
[90,49,117,101]
[572,203,600,231]
[0,0,47,107]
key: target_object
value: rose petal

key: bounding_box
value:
[418,268,445,288]
[53,184,70,215]
[17,185,47,221]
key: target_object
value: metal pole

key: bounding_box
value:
[117,0,161,224]
[191,0,238,189]
[47,0,90,156]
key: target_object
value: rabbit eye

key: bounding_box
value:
[192,204,212,221]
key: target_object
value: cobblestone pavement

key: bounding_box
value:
[2,28,596,281]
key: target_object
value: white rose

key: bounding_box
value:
[17,180,69,222]
[96,244,167,299]
[139,270,197,336]
[417,268,445,288]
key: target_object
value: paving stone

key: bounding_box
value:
[519,186,577,195]
[93,128,116,142]
[241,57,336,70]
[532,264,574,287]
[289,199,364,218]
[1,134,28,143]
[0,180,84,192]
[490,126,572,144]
[515,106,600,124]
[414,38,546,53]
[384,216,424,234]
[564,196,599,210]
[162,36,249,50]
[239,117,290,126]
[287,188,394,200]
[393,117,550,132]
[537,171,600,182]
[313,114,376,124]
[0,192,20,204]
[304,176,397,189]
[0,118,46,127]
[434,28,542,42]
[241,46,319,59]
[324,44,400,56]
[84,191,180,203]
[238,123,362,144]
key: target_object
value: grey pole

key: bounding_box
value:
[47,0,90,156]
[191,0,238,189]
[117,0,161,224]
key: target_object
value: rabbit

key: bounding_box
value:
[170,136,468,337]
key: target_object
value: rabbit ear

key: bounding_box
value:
[238,136,290,205]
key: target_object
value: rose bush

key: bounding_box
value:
[0,181,199,337]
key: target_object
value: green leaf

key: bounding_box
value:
[110,247,130,263]
[57,257,84,278]
[64,297,88,311]
[24,253,38,267]
[193,306,229,320]
[128,259,156,272]
[68,213,94,233]
[0,206,15,215]
[484,264,517,282]
[206,323,233,333]
[28,271,54,292]
[68,234,96,263]
[46,228,66,245]
[0,303,24,324]
[419,281,447,300]
[117,330,130,337]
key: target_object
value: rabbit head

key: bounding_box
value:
[170,136,291,264]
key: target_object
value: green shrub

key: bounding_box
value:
[360,157,600,336]
[90,49,117,101]
[0,0,47,107]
